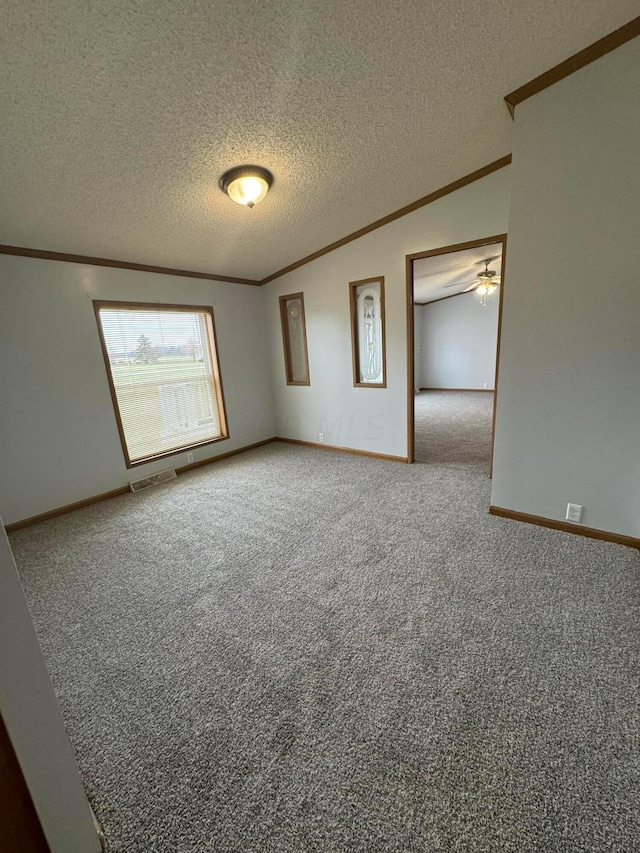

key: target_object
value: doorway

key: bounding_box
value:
[405,235,507,472]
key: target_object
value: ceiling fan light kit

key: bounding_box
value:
[440,258,501,304]
[477,282,496,306]
[476,260,499,305]
[220,165,273,209]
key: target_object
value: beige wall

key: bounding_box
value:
[263,166,511,456]
[0,257,275,524]
[420,290,499,390]
[491,38,640,538]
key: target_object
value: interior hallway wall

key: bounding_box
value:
[420,290,499,389]
[0,524,101,853]
[491,38,640,538]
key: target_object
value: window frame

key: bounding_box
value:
[349,276,387,389]
[279,292,311,386]
[93,300,229,468]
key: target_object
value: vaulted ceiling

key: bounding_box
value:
[414,243,502,304]
[1,1,636,281]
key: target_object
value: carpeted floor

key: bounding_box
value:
[10,401,640,852]
[414,390,494,467]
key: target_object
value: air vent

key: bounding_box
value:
[129,468,177,493]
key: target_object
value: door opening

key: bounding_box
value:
[406,235,507,473]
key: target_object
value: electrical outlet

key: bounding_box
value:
[186,452,194,463]
[318,432,324,443]
[483,382,488,389]
[566,503,582,523]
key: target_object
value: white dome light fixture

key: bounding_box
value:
[219,165,273,209]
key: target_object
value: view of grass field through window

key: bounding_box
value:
[96,304,227,465]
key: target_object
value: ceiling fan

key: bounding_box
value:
[443,258,501,305]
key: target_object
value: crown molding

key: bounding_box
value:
[259,155,512,285]
[1,157,514,288]
[504,16,640,117]
[2,20,638,287]
[0,244,261,286]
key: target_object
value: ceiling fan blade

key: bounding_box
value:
[463,282,479,292]
[442,278,477,289]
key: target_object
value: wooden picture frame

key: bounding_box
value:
[279,292,310,385]
[350,276,386,388]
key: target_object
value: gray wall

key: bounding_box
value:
[263,166,511,457]
[491,38,640,538]
[0,524,101,853]
[419,290,499,389]
[0,256,276,525]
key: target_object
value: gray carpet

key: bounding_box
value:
[414,390,494,467]
[10,413,640,851]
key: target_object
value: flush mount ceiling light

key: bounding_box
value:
[219,165,273,209]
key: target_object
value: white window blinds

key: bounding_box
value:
[95,303,228,466]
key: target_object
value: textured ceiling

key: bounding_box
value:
[0,1,637,281]
[414,243,502,303]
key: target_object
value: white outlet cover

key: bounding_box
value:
[566,503,583,523]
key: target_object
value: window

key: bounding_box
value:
[94,301,228,467]
[279,292,310,385]
[349,276,386,388]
